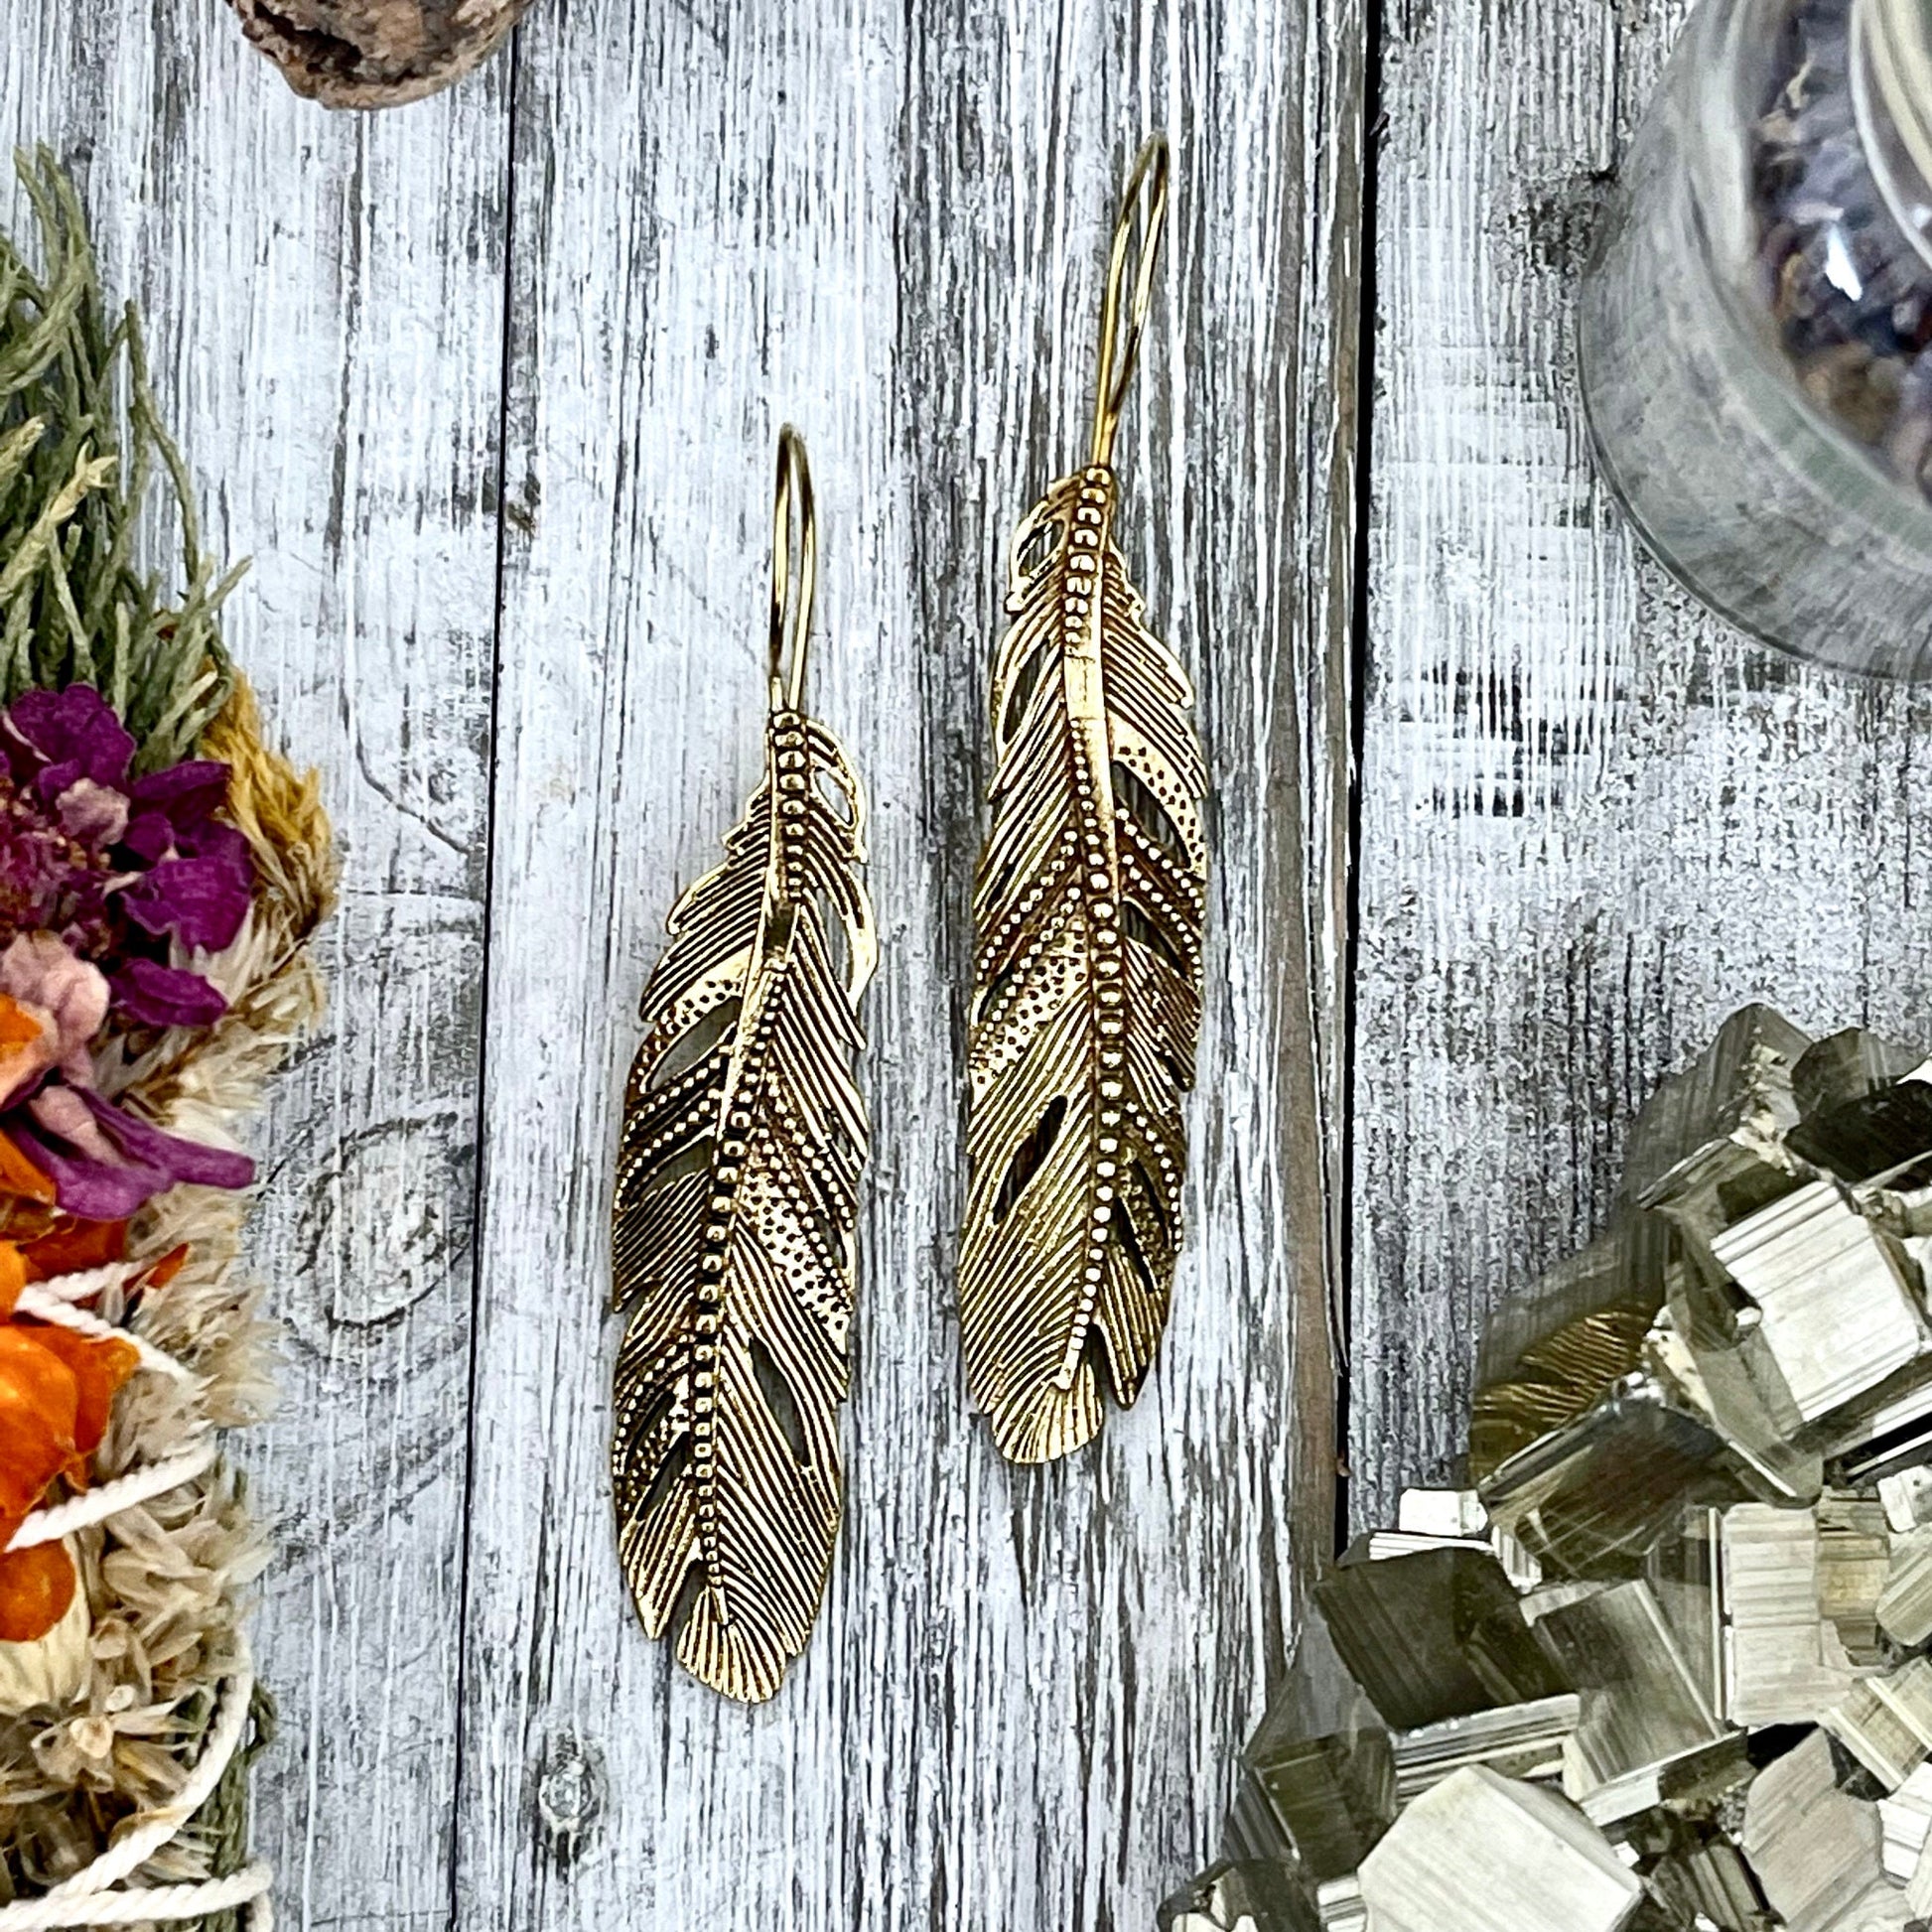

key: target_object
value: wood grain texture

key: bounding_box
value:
[1350,0,1932,1528]
[2,0,1361,1918]
[0,3,505,1920]
[452,2,1360,1929]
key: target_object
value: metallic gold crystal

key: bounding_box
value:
[1480,1373,1753,1580]
[1174,1017,1932,1931]
[1710,1181,1925,1423]
[609,431,877,1702]
[1793,1028,1926,1120]
[1470,1304,1660,1481]
[1622,1005,1810,1219]
[1390,1693,1579,1805]
[1788,1072,1932,1188]
[1312,1876,1366,1931]
[1742,1732,1887,1932]
[1878,1524,1932,1647]
[1818,1493,1893,1666]
[1247,1720,1395,1883]
[1636,1815,1777,1932]
[1825,1657,1932,1791]
[1469,1223,1667,1480]
[1721,1504,1861,1726]
[1879,1761,1932,1881]
[1880,1465,1932,1532]
[1356,1767,1645,1932]
[959,136,1208,1462]
[1158,1861,1316,1932]
[1314,1547,1572,1731]
[1531,1580,1735,1826]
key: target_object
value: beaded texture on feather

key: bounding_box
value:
[611,705,875,1703]
[961,463,1207,1463]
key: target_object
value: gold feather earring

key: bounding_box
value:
[610,429,877,1701]
[959,135,1207,1464]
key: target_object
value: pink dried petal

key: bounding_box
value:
[53,778,128,847]
[0,937,106,1087]
[27,1087,118,1167]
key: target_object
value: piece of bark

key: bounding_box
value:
[225,0,529,108]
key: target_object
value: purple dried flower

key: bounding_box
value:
[129,759,231,827]
[121,853,253,955]
[111,958,228,1030]
[11,1085,253,1222]
[0,684,262,1221]
[0,682,252,984]
[5,685,135,800]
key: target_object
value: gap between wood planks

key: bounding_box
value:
[1335,0,1388,1568]
[435,2,1375,1919]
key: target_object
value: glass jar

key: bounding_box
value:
[1579,0,1932,678]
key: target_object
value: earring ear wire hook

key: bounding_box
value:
[1089,134,1171,471]
[768,426,818,712]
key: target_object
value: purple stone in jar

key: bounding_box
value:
[1752,0,1932,485]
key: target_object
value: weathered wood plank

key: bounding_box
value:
[455,0,1360,1927]
[0,6,506,1923]
[894,0,1365,1678]
[1351,0,1932,1528]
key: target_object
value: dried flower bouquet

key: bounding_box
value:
[0,153,333,1926]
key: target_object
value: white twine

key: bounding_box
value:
[0,1265,276,1925]
[0,1863,272,1927]
[48,1655,255,1894]
[5,1267,210,1552]
[6,1441,217,1551]
[13,1286,197,1383]
[16,1266,141,1308]
[0,1657,270,1928]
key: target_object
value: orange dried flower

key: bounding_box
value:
[0,1128,57,1209]
[0,996,50,1107]
[0,1239,138,1643]
[20,1215,127,1283]
[0,1543,73,1643]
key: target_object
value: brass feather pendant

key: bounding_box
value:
[960,138,1206,1464]
[611,431,877,1701]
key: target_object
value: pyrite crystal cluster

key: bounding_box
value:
[1166,1009,1932,1932]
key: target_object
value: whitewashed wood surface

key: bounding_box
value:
[1,0,1359,1924]
[1352,0,1932,1527]
[16,0,1917,1917]
[1,11,508,1927]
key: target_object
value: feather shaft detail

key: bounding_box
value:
[960,463,1207,1463]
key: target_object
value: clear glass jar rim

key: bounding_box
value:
[1859,0,1932,264]
[1865,0,1932,135]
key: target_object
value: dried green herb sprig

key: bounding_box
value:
[0,147,238,769]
